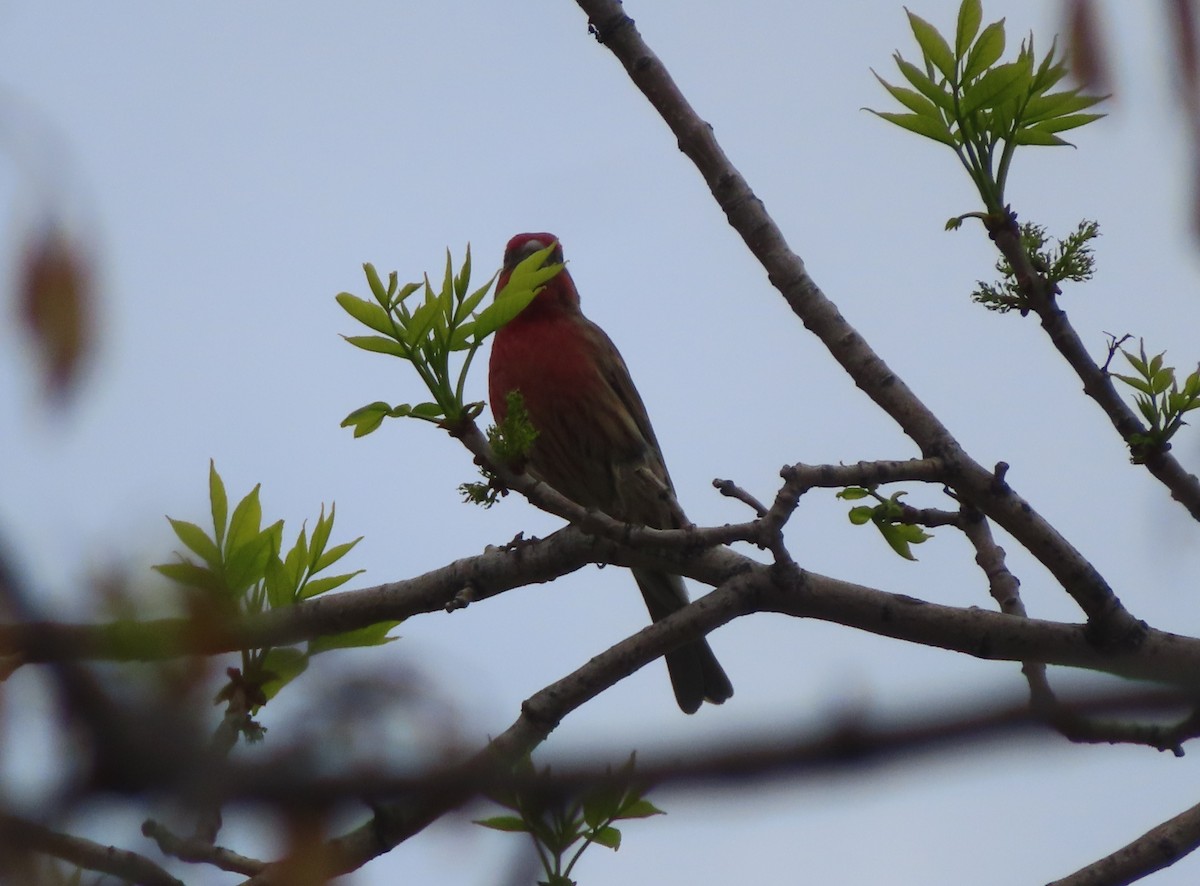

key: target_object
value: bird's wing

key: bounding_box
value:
[584,320,688,530]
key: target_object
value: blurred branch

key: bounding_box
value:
[141,819,264,877]
[235,683,1192,883]
[0,812,183,886]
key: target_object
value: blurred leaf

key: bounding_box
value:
[209,460,229,549]
[153,561,226,595]
[475,816,530,833]
[19,227,95,399]
[260,647,310,701]
[309,619,400,654]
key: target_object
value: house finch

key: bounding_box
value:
[488,232,733,714]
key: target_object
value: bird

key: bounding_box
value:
[488,232,733,714]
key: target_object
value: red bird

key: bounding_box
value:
[488,233,733,714]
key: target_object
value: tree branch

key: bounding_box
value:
[1048,798,1200,886]
[0,812,184,886]
[574,0,1142,644]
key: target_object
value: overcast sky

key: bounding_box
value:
[4,2,1200,884]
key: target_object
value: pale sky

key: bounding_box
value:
[4,2,1200,884]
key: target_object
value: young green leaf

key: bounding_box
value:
[955,0,983,58]
[906,9,956,81]
[225,485,264,557]
[961,19,1005,82]
[336,293,395,336]
[209,460,228,549]
[342,335,408,357]
[308,619,400,654]
[167,518,222,571]
[298,569,364,599]
[871,71,943,118]
[866,110,956,145]
[893,55,953,109]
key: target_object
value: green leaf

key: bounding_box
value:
[283,524,308,587]
[336,292,394,336]
[955,0,982,58]
[475,816,530,834]
[879,522,918,560]
[1136,397,1159,426]
[1028,113,1105,133]
[309,619,400,654]
[836,487,872,500]
[225,485,263,557]
[453,277,496,326]
[308,504,334,571]
[209,460,228,549]
[153,561,226,595]
[312,537,361,574]
[848,506,874,525]
[364,263,387,303]
[871,71,942,117]
[906,9,956,81]
[1122,349,1149,376]
[167,518,222,570]
[592,826,622,850]
[448,321,475,352]
[341,401,405,437]
[1010,128,1069,147]
[260,647,309,701]
[454,244,472,300]
[866,110,956,146]
[298,569,364,599]
[1151,368,1176,395]
[618,798,665,819]
[893,54,953,109]
[342,335,408,357]
[406,294,442,348]
[959,58,1029,116]
[410,401,444,420]
[1111,373,1153,396]
[1024,88,1105,123]
[264,554,295,609]
[961,19,1005,83]
[225,524,280,595]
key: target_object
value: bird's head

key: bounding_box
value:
[498,232,577,314]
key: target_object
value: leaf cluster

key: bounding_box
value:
[1110,341,1200,462]
[868,0,1106,212]
[972,219,1099,312]
[460,390,540,508]
[338,243,561,436]
[153,462,396,727]
[838,486,933,561]
[476,754,664,886]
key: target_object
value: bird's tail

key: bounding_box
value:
[632,567,733,714]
